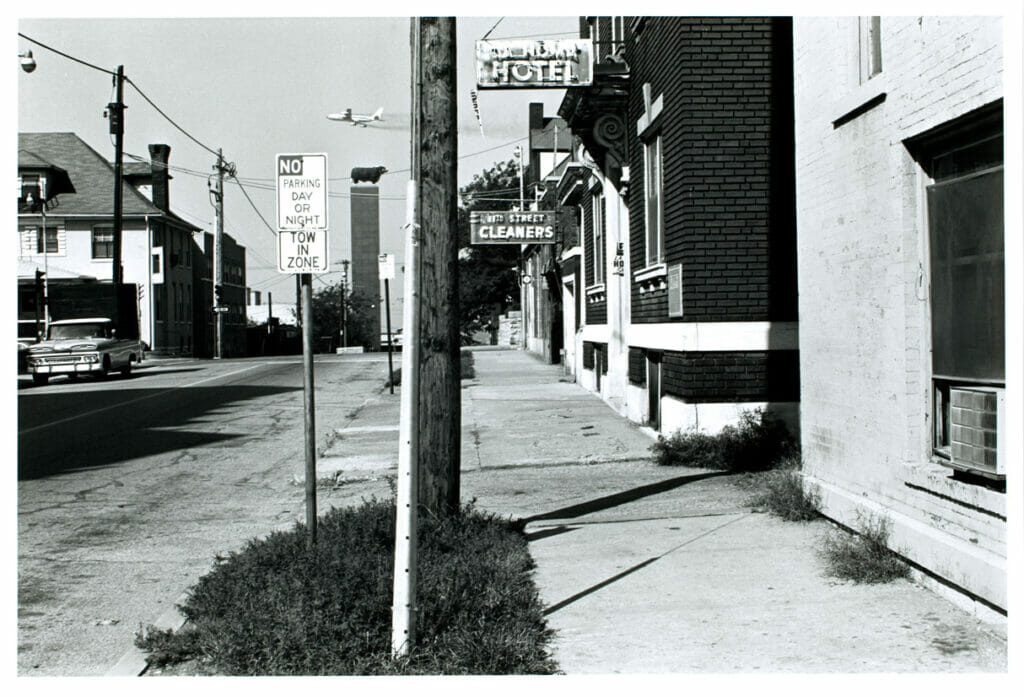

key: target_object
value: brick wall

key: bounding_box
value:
[795,15,1002,491]
[626,17,797,324]
[794,16,1004,608]
[662,349,799,403]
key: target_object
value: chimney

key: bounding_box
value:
[529,102,544,131]
[148,143,171,212]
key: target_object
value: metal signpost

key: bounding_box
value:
[276,153,329,546]
[379,253,396,393]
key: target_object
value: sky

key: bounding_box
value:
[16,12,579,323]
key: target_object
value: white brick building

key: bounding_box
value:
[794,17,1009,613]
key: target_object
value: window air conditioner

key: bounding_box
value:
[949,386,1005,477]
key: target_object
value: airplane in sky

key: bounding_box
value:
[326,107,384,127]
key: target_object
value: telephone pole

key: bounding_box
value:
[414,17,460,518]
[340,259,350,348]
[211,149,234,359]
[108,65,125,329]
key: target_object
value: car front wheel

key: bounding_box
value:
[32,374,49,386]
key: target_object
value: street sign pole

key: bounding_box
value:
[384,277,394,394]
[379,253,396,393]
[275,152,329,549]
[301,272,317,547]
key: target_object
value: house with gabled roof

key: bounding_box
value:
[16,132,234,356]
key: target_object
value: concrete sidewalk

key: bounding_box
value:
[321,347,1008,673]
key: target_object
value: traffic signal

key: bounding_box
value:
[34,268,45,292]
[214,284,223,302]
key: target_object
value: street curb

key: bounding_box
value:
[110,520,302,676]
[105,591,191,676]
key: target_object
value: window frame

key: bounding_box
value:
[592,190,605,285]
[91,226,115,259]
[643,134,665,267]
[906,103,1005,478]
[858,16,882,83]
[35,226,59,254]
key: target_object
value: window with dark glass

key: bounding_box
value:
[36,227,58,254]
[92,226,114,259]
[908,102,1004,479]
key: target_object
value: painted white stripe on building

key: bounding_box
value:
[626,321,799,352]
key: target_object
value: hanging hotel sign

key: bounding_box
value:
[470,210,558,245]
[276,153,329,273]
[475,39,593,89]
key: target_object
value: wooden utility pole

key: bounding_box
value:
[109,65,125,330]
[414,16,460,518]
[213,149,226,359]
[392,15,458,658]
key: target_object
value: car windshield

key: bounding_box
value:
[48,323,108,340]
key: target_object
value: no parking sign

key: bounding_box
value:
[276,153,329,273]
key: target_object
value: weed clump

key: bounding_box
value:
[385,367,401,388]
[821,514,911,584]
[745,456,821,521]
[650,408,797,472]
[136,499,557,675]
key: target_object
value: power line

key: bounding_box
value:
[124,79,220,158]
[18,32,115,76]
[481,17,505,40]
[229,176,278,238]
[20,33,227,169]
[489,31,580,40]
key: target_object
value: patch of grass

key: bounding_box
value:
[820,514,911,584]
[745,457,821,521]
[136,499,557,675]
[650,408,797,472]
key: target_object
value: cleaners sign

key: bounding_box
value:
[276,153,329,273]
[469,210,558,245]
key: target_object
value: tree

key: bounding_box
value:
[457,158,526,343]
[309,282,379,353]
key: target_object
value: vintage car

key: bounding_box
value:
[380,329,403,350]
[25,317,144,386]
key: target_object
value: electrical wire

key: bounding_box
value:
[18,32,115,76]
[481,17,505,40]
[229,176,278,238]
[124,79,221,158]
[486,31,580,40]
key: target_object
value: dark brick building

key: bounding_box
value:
[539,16,800,434]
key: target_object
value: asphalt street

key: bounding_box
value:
[16,354,395,676]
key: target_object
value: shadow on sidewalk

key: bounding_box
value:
[522,470,730,525]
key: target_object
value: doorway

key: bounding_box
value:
[647,352,662,431]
